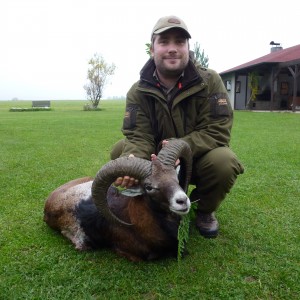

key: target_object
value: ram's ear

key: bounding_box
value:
[119,186,144,197]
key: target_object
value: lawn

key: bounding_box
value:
[0,100,299,299]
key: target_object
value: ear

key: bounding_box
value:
[150,44,154,57]
[120,186,143,197]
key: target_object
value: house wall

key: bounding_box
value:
[235,75,247,109]
[221,74,235,108]
[222,70,300,111]
[221,73,248,110]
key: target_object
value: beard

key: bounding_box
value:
[154,55,189,78]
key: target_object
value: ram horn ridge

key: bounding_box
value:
[156,139,192,193]
[92,157,152,226]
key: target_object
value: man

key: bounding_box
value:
[110,16,244,238]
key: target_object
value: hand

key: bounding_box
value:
[114,154,139,188]
[114,176,139,188]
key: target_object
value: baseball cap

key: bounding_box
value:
[151,16,191,39]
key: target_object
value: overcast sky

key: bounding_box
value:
[1,0,299,100]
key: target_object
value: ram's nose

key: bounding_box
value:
[171,192,191,215]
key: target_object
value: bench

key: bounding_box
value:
[32,100,51,108]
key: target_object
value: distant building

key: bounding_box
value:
[220,43,300,111]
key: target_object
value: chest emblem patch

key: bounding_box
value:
[217,98,227,105]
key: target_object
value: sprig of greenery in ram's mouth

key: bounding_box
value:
[177,213,191,261]
[177,203,197,261]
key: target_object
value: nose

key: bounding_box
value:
[175,196,191,212]
[176,198,186,205]
[171,190,191,214]
[168,47,177,54]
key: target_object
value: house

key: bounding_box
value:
[220,43,300,111]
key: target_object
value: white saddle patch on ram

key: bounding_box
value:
[67,181,93,201]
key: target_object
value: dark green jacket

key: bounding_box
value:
[121,58,233,159]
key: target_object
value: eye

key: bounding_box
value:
[145,185,153,192]
[176,38,186,45]
[158,39,168,45]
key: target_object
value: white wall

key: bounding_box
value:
[221,73,235,107]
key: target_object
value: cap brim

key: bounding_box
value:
[153,26,191,38]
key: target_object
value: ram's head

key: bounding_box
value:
[92,139,193,225]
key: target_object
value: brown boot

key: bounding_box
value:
[196,212,219,238]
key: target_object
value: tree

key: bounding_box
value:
[145,43,151,57]
[83,53,116,109]
[193,42,209,68]
[246,71,259,109]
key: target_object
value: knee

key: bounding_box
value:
[190,148,244,206]
[193,147,244,182]
[110,139,125,160]
[210,147,244,177]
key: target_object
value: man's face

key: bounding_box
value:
[151,29,189,78]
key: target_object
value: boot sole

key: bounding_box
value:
[198,229,218,239]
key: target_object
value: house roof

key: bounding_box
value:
[220,44,300,75]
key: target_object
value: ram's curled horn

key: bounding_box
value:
[92,157,151,226]
[156,139,192,192]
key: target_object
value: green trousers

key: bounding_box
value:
[110,139,244,213]
[189,147,244,213]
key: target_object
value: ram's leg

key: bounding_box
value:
[61,225,91,251]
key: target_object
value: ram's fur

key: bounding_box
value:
[44,140,192,261]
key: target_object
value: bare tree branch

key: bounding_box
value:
[83,53,116,109]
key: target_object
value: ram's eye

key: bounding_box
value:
[145,185,153,192]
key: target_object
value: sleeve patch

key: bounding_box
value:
[210,93,230,118]
[123,105,139,130]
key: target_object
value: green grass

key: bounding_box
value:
[0,100,299,299]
